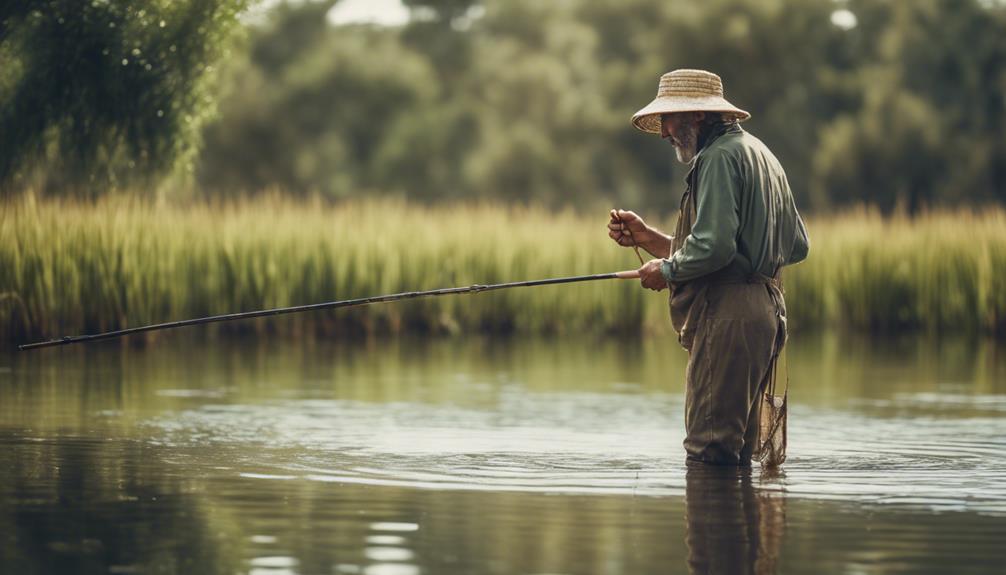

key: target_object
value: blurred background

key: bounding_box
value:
[3,0,1006,341]
[4,0,1006,212]
[3,5,1006,574]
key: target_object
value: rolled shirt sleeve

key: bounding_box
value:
[660,149,740,283]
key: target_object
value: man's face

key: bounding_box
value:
[660,112,703,164]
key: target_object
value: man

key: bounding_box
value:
[609,69,809,466]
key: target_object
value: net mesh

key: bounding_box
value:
[755,309,788,468]
[756,386,787,467]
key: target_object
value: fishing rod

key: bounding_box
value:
[18,270,641,351]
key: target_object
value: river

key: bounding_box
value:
[2,332,1004,574]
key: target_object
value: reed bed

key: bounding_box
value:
[785,206,1006,335]
[3,196,1005,345]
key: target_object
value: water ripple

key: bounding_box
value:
[145,389,1006,516]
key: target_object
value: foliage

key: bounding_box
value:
[199,1,442,198]
[186,0,1006,212]
[2,0,1005,212]
[3,197,1006,345]
[812,0,1006,211]
[0,0,248,196]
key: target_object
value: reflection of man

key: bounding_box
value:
[609,69,809,465]
[685,464,785,575]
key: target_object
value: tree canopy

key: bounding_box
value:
[0,0,247,195]
[3,0,1005,212]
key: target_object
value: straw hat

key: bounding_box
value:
[631,69,750,134]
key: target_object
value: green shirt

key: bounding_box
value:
[660,124,809,283]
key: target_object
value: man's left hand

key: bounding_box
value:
[638,258,668,291]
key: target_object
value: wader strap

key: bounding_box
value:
[766,279,788,398]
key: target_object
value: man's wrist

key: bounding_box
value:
[634,230,655,253]
[660,257,676,283]
[641,228,672,258]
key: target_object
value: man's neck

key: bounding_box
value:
[696,120,735,153]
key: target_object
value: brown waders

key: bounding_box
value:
[670,185,787,466]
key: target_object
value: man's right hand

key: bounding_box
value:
[608,209,652,248]
[608,209,673,258]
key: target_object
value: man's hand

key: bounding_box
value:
[608,209,652,248]
[638,258,668,291]
[608,209,673,258]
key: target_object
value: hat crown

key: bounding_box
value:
[631,68,749,134]
[657,69,724,99]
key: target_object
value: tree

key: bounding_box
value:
[812,0,1006,211]
[198,3,440,198]
[0,0,248,196]
[189,0,1006,212]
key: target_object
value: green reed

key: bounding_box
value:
[784,206,1006,335]
[2,196,1005,344]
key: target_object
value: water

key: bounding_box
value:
[1,332,1005,574]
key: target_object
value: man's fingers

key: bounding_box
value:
[609,227,637,246]
[609,209,646,250]
[635,258,668,291]
[611,209,639,223]
[641,279,665,291]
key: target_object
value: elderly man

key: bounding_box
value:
[609,69,809,466]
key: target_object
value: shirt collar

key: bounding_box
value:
[683,122,742,183]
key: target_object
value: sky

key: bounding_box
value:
[326,0,410,26]
[244,0,410,26]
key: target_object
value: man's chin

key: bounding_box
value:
[673,147,695,164]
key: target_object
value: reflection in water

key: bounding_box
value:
[685,464,785,575]
[2,332,1006,574]
[0,437,243,575]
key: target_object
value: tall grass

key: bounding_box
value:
[2,196,1005,345]
[1,196,648,343]
[785,207,1006,335]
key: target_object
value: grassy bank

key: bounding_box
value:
[3,196,1005,345]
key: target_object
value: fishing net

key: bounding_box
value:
[755,311,788,468]
[756,378,787,468]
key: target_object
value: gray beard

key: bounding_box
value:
[674,145,694,164]
[672,123,700,164]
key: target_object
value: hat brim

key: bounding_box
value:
[631,95,751,134]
